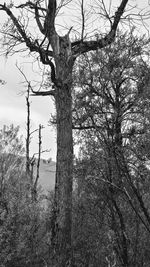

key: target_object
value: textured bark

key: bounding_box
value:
[50,32,74,266]
[52,84,73,266]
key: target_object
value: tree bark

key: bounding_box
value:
[50,39,74,265]
[55,84,73,266]
[51,83,73,267]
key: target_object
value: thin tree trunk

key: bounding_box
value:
[26,84,30,176]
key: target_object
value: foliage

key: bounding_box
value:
[0,125,49,267]
[72,32,150,267]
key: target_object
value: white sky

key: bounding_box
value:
[0,0,150,160]
[0,55,56,160]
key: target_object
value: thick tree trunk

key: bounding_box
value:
[49,31,74,267]
[51,82,73,266]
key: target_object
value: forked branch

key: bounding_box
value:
[72,0,129,55]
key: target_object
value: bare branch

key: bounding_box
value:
[30,88,55,96]
[17,0,72,31]
[16,63,30,85]
[38,52,57,85]
[81,0,85,41]
[35,3,45,35]
[101,0,113,27]
[0,4,38,51]
[72,0,129,55]
[16,1,46,12]
[16,63,56,97]
[0,3,53,59]
[16,2,46,34]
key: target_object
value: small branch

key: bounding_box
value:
[30,129,39,135]
[32,149,50,158]
[72,124,95,130]
[16,2,46,12]
[30,88,56,96]
[81,0,85,41]
[16,63,56,96]
[35,2,45,35]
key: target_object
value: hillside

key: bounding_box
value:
[37,159,56,193]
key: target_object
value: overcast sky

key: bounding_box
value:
[0,0,150,160]
[0,55,56,160]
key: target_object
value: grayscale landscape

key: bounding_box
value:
[0,1,150,267]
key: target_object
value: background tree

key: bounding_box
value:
[0,1,131,266]
[72,31,150,267]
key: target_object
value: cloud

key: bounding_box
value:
[0,105,47,127]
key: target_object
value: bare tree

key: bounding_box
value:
[32,123,43,202]
[26,83,31,177]
[25,92,44,201]
[0,1,135,266]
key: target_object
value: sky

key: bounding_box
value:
[0,54,56,160]
[0,1,57,160]
[0,0,150,161]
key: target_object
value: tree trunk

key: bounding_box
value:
[51,79,73,267]
[48,31,74,267]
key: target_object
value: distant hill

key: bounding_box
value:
[37,159,56,193]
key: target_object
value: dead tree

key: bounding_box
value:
[26,83,31,177]
[32,124,43,202]
[25,83,42,201]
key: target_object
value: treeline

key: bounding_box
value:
[1,32,150,266]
